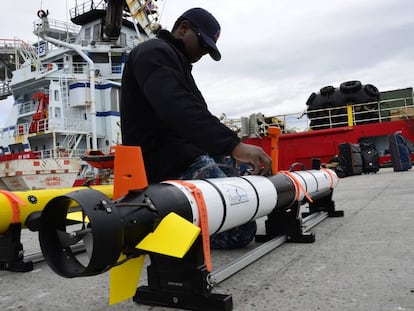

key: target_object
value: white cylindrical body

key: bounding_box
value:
[288,169,338,202]
[165,176,277,235]
[165,169,337,235]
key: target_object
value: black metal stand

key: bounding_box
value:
[256,201,315,243]
[257,190,343,243]
[133,237,233,311]
[0,223,33,272]
[133,190,343,310]
[302,189,344,218]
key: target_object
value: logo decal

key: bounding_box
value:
[224,184,249,205]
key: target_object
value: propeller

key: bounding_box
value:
[56,227,91,248]
[59,209,92,252]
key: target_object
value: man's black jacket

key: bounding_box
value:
[120,30,240,182]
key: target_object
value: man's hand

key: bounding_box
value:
[231,142,272,175]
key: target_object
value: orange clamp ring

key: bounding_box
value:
[320,167,335,189]
[170,181,212,272]
[0,190,26,224]
[279,171,314,203]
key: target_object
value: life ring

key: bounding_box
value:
[47,63,53,71]
[37,9,49,18]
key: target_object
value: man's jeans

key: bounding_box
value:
[177,155,257,249]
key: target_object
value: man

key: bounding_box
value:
[121,8,272,248]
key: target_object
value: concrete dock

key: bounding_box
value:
[0,167,413,311]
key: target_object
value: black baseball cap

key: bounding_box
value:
[178,8,221,61]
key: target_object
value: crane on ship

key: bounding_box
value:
[102,0,161,41]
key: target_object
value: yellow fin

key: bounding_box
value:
[137,212,200,258]
[66,211,89,223]
[109,254,145,305]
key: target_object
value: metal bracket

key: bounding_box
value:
[134,237,233,311]
[0,223,33,272]
[208,211,328,286]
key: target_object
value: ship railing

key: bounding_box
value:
[0,38,38,68]
[4,118,90,138]
[377,97,414,121]
[69,0,106,19]
[33,13,81,47]
[18,99,38,115]
[34,60,123,76]
[2,118,92,138]
[45,60,126,77]
[0,38,22,52]
[0,148,80,161]
[0,39,21,81]
[34,18,81,37]
[305,102,376,130]
[282,96,414,132]
[26,148,89,160]
[222,96,414,137]
[0,38,33,58]
[37,60,83,74]
[37,148,113,160]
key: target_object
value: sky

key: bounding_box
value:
[1,0,413,127]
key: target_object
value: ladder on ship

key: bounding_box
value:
[61,134,85,157]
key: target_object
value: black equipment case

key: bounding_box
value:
[338,143,363,176]
[388,132,412,171]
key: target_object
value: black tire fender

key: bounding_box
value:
[340,80,362,94]
[364,84,380,98]
[320,85,335,96]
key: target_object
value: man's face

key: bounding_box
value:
[180,21,209,63]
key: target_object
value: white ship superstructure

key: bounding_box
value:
[0,0,159,190]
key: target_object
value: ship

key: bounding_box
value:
[0,0,160,190]
[0,1,413,192]
[224,82,414,171]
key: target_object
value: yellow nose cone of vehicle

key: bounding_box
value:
[0,185,114,233]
